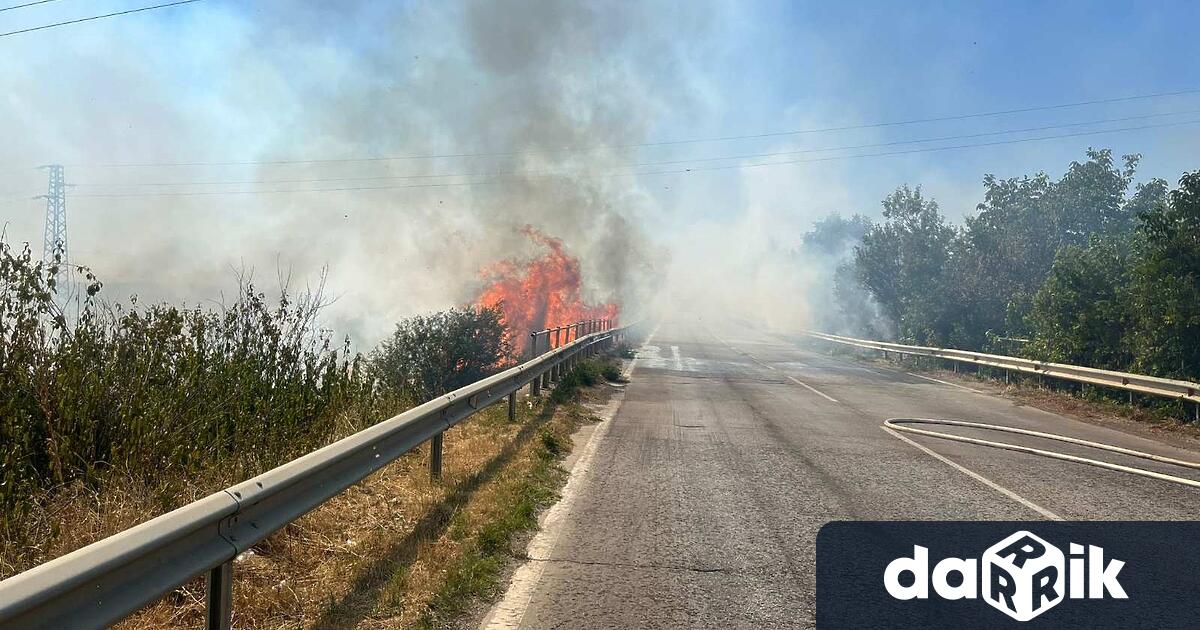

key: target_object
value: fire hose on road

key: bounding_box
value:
[883,418,1200,490]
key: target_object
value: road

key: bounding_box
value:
[482,321,1200,629]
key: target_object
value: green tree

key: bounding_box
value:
[953,150,1147,347]
[801,212,876,335]
[802,213,872,256]
[832,260,891,338]
[371,306,510,401]
[854,186,957,344]
[1130,171,1200,379]
[1025,238,1132,369]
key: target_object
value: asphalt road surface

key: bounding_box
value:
[482,321,1200,629]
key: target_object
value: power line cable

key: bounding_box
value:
[67,109,1200,189]
[0,0,200,38]
[635,119,1200,177]
[66,88,1200,168]
[0,0,64,12]
[622,88,1200,148]
[68,118,1200,199]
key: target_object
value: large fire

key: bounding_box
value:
[476,226,619,355]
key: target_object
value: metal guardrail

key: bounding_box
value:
[804,330,1200,411]
[0,321,631,630]
[525,319,614,397]
[529,318,613,356]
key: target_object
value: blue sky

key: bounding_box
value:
[643,1,1200,224]
[1,1,1198,337]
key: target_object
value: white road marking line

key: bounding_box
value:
[716,334,841,405]
[481,329,655,630]
[887,417,1200,488]
[671,345,684,371]
[622,323,659,380]
[906,371,982,393]
[883,426,1063,521]
[786,374,840,404]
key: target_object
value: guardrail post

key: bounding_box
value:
[508,391,516,421]
[430,432,444,480]
[529,333,541,396]
[206,561,233,630]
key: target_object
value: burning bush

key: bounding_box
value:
[475,227,618,354]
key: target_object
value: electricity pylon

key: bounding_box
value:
[37,164,69,291]
[39,164,67,263]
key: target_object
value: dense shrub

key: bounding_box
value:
[370,306,510,401]
[0,240,385,529]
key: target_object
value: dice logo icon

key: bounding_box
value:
[982,530,1064,621]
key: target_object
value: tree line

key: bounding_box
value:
[806,148,1200,382]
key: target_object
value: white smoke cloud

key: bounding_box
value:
[0,0,724,345]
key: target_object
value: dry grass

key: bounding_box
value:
[7,356,621,630]
[0,409,380,581]
[1,473,219,579]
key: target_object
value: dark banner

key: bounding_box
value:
[816,521,1200,629]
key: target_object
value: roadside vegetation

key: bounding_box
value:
[119,355,623,630]
[804,149,1200,390]
[0,233,630,627]
[0,238,514,578]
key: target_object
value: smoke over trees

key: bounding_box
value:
[797,213,886,337]
[814,147,1200,381]
[855,186,956,344]
[1,0,703,347]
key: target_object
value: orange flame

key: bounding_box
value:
[476,226,619,355]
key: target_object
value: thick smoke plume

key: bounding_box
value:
[0,0,707,346]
